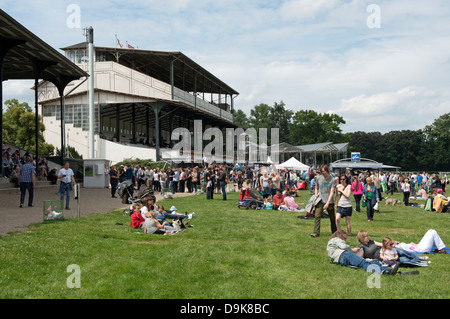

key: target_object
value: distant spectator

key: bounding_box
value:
[18,156,35,207]
[109,165,119,198]
[47,168,58,185]
[58,162,75,210]
[9,165,20,187]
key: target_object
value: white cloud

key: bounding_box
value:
[2,0,450,134]
[333,86,450,133]
[279,0,340,21]
[2,81,34,110]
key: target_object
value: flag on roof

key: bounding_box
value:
[115,34,123,48]
[127,41,135,49]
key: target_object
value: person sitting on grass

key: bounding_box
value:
[255,186,264,199]
[130,203,145,230]
[283,191,299,211]
[264,197,273,210]
[141,198,182,227]
[140,197,157,220]
[289,185,301,197]
[144,210,181,235]
[327,230,400,275]
[416,186,428,200]
[9,165,20,187]
[380,237,399,266]
[272,189,285,210]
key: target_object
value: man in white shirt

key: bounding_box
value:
[58,162,75,210]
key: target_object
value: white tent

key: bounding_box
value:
[275,157,310,171]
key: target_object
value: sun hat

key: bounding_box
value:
[170,206,177,211]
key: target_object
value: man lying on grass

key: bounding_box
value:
[327,230,400,275]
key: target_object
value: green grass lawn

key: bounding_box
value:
[0,190,449,299]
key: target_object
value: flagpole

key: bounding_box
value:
[88,27,95,159]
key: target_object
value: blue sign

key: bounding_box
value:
[351,152,361,162]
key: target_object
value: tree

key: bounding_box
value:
[289,110,346,146]
[248,103,272,130]
[419,113,450,171]
[2,99,54,156]
[55,145,83,159]
[383,130,422,170]
[269,101,293,144]
[246,101,294,144]
[231,109,249,127]
[348,131,382,160]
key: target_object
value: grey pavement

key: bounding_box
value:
[0,182,195,236]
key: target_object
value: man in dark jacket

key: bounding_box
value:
[218,168,227,201]
[109,165,119,198]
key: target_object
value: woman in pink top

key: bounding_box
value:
[284,192,299,211]
[352,176,364,212]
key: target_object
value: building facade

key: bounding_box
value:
[38,42,239,164]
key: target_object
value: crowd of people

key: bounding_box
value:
[130,197,195,235]
[116,160,448,275]
[109,164,205,198]
[2,145,59,186]
[327,228,447,276]
[110,161,448,246]
[109,162,449,215]
[3,142,76,209]
[115,159,448,276]
[5,136,447,278]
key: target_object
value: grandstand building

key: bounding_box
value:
[37,42,239,164]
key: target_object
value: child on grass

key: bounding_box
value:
[130,203,145,230]
[380,237,399,266]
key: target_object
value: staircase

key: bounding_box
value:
[2,141,69,193]
[0,175,58,193]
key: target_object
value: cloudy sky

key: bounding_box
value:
[2,0,450,133]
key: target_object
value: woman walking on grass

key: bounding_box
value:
[336,175,353,236]
[401,176,411,206]
[351,176,363,213]
[363,177,380,222]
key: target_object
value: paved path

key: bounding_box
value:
[0,184,196,236]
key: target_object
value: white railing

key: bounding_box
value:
[39,61,234,124]
[173,87,234,123]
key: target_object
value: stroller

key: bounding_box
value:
[117,180,135,205]
[122,184,156,216]
[237,187,264,210]
[137,184,155,202]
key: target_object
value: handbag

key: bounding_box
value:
[362,201,366,208]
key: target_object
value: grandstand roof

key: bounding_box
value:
[60,42,239,96]
[0,9,88,83]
